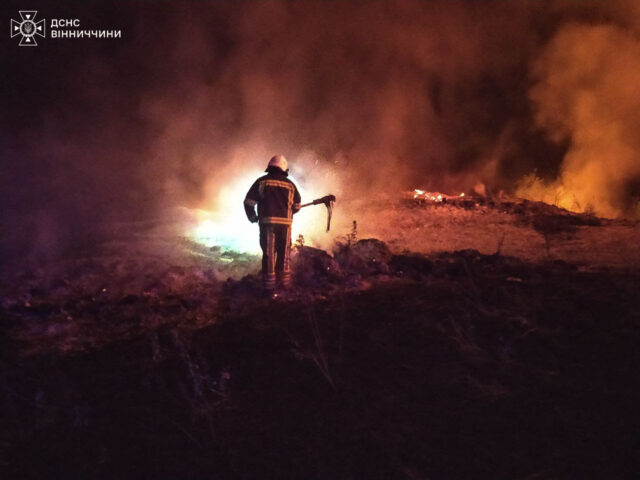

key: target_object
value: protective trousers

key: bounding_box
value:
[259,224,292,290]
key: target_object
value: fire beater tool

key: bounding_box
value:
[299,194,336,232]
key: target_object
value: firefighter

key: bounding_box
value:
[244,155,301,291]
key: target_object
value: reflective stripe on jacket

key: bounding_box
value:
[244,171,301,225]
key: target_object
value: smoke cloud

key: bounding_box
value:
[519,21,640,217]
[2,0,640,265]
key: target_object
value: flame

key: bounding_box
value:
[515,173,594,215]
[411,189,465,202]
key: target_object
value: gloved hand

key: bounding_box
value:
[248,212,259,223]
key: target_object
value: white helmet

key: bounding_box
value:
[266,154,288,172]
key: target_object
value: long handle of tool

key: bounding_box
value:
[299,202,314,208]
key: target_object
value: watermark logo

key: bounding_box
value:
[10,12,121,46]
[10,11,46,46]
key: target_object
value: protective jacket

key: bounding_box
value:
[244,169,301,225]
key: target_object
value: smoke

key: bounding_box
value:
[136,0,548,244]
[518,20,640,218]
[140,0,533,196]
[3,0,640,267]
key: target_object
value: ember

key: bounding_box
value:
[411,189,466,203]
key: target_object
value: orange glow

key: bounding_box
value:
[185,156,342,253]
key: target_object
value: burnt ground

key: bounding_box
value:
[1,235,639,480]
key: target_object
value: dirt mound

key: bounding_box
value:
[334,238,393,275]
[291,245,343,286]
[405,193,603,227]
